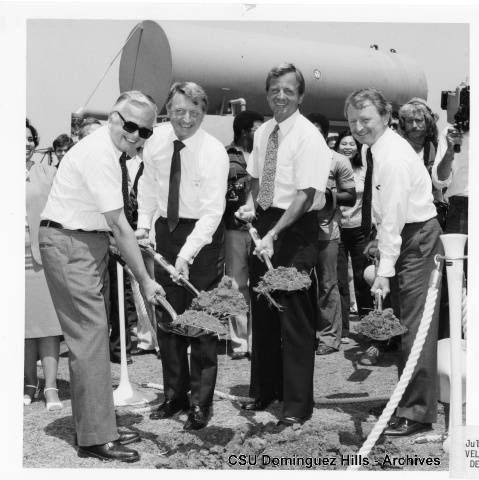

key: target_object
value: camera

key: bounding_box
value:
[441,83,469,153]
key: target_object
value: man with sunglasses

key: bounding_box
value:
[39,91,165,463]
[137,82,229,430]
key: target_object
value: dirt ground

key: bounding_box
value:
[23,321,449,471]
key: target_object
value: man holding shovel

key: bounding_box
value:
[238,63,331,425]
[344,88,442,437]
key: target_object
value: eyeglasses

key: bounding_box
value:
[114,111,153,139]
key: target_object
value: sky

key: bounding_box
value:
[1,1,479,478]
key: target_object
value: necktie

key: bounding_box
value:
[361,148,373,238]
[129,161,144,229]
[256,125,280,210]
[167,140,185,232]
[119,152,134,228]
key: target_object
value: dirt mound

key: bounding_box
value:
[171,310,228,337]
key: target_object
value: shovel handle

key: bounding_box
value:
[247,223,274,271]
[374,289,383,312]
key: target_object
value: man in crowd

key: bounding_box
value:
[238,63,331,425]
[137,82,229,430]
[39,91,164,462]
[306,113,356,356]
[223,110,264,359]
[51,133,74,167]
[345,88,442,436]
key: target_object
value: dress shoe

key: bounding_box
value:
[131,347,156,356]
[241,397,275,411]
[384,417,432,437]
[149,397,189,420]
[77,440,139,462]
[184,405,209,430]
[315,344,338,355]
[74,431,140,446]
[230,351,249,360]
[277,416,307,427]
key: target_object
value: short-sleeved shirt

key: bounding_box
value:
[41,125,123,231]
[318,151,355,241]
[247,110,331,211]
[340,159,366,229]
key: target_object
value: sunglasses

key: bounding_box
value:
[114,111,153,139]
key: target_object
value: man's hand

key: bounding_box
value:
[371,276,389,298]
[235,204,256,223]
[140,277,166,305]
[135,228,150,240]
[445,127,463,152]
[175,256,190,282]
[254,232,274,260]
[363,239,379,261]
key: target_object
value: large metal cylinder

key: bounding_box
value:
[120,20,427,121]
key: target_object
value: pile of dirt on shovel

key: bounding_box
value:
[191,276,248,317]
[172,310,228,336]
[254,266,312,294]
[356,308,406,341]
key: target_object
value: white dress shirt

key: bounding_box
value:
[432,125,469,198]
[370,128,437,277]
[247,110,331,211]
[137,123,229,263]
[41,125,123,231]
[126,155,142,193]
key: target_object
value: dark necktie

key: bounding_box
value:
[256,125,280,210]
[167,140,185,232]
[119,152,134,228]
[361,148,373,238]
[128,161,144,229]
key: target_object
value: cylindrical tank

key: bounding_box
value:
[120,21,427,121]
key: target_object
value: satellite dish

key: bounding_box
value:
[119,20,173,110]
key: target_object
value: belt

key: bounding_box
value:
[157,216,197,225]
[40,219,107,234]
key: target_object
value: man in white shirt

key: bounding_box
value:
[137,82,228,430]
[39,91,165,462]
[345,88,442,437]
[238,63,331,426]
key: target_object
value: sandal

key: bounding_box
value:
[359,345,381,366]
[24,382,39,406]
[44,387,63,411]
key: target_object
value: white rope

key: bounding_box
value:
[347,282,440,470]
[461,286,467,340]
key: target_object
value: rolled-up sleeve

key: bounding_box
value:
[178,145,229,263]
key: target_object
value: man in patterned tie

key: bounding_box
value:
[137,82,229,430]
[237,63,331,426]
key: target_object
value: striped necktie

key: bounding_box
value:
[119,152,133,227]
[256,125,280,210]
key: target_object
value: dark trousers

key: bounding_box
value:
[39,227,118,446]
[316,239,341,349]
[249,207,319,419]
[107,257,137,359]
[338,226,374,320]
[390,217,443,423]
[154,218,225,407]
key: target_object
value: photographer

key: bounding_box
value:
[432,85,469,235]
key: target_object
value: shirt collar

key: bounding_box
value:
[105,125,124,161]
[370,126,393,157]
[273,109,300,136]
[172,126,203,152]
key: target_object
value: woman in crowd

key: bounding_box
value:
[25,119,63,410]
[336,130,374,339]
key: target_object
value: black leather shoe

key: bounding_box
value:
[241,397,275,411]
[74,431,140,446]
[110,355,132,365]
[277,416,308,427]
[183,405,209,430]
[131,348,156,356]
[77,440,139,462]
[150,397,189,420]
[384,417,432,437]
[315,345,338,356]
[230,352,249,360]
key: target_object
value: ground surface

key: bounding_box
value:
[23,322,449,470]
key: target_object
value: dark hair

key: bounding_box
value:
[26,118,39,147]
[232,110,264,143]
[265,63,305,96]
[52,134,74,151]
[344,87,392,119]
[166,81,208,113]
[398,98,438,147]
[334,129,362,169]
[306,112,330,137]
